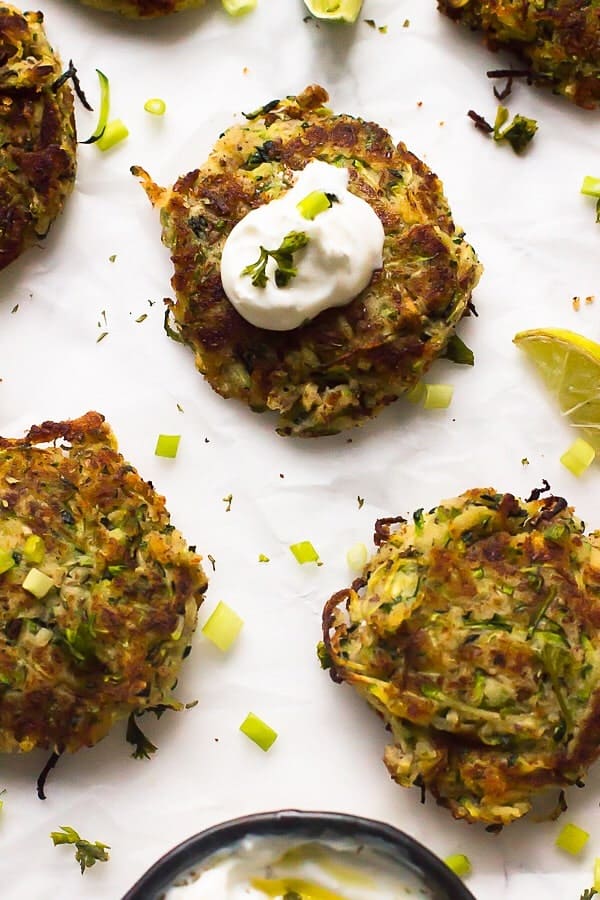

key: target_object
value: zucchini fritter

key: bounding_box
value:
[438,0,600,109]
[322,488,600,826]
[78,0,204,18]
[132,85,481,437]
[0,5,76,271]
[0,412,207,754]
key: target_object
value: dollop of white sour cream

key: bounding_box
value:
[164,835,432,899]
[220,160,385,331]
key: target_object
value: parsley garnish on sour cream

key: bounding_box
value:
[221,160,384,331]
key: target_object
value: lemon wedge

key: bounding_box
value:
[303,0,363,23]
[514,328,600,449]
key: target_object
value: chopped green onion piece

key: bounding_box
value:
[581,176,600,199]
[405,382,425,404]
[423,383,454,410]
[594,858,600,892]
[96,119,129,152]
[0,551,15,575]
[346,542,368,572]
[154,434,181,458]
[202,601,243,651]
[144,97,166,116]
[82,69,110,145]
[239,712,278,751]
[221,0,257,14]
[296,190,332,220]
[22,568,54,599]
[560,438,595,476]
[23,535,45,564]
[290,541,320,564]
[444,854,472,878]
[556,822,590,855]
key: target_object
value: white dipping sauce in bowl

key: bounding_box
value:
[164,835,432,898]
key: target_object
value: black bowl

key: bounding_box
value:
[123,809,477,900]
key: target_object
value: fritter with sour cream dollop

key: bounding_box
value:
[0,4,76,271]
[322,487,600,825]
[438,0,600,109]
[132,85,481,437]
[0,412,207,755]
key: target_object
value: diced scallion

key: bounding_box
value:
[96,119,129,152]
[444,854,472,878]
[0,550,15,575]
[154,434,181,458]
[423,383,454,410]
[22,568,55,599]
[289,541,320,564]
[23,535,45,564]
[239,712,278,751]
[202,601,243,651]
[581,176,600,199]
[144,97,166,116]
[560,438,595,476]
[346,542,368,572]
[556,822,589,855]
[296,191,332,220]
[82,69,110,144]
[405,382,425,404]
[221,0,257,14]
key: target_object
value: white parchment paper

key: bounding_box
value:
[1,1,599,897]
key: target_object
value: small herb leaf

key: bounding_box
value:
[50,826,110,874]
[241,231,309,289]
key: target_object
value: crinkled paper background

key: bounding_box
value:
[0,1,599,896]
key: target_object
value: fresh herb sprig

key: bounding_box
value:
[241,231,309,289]
[50,826,110,874]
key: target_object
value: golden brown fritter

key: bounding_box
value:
[438,0,600,109]
[322,487,600,826]
[0,5,76,271]
[78,0,204,17]
[0,412,207,755]
[132,85,482,437]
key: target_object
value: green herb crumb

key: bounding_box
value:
[50,826,110,874]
